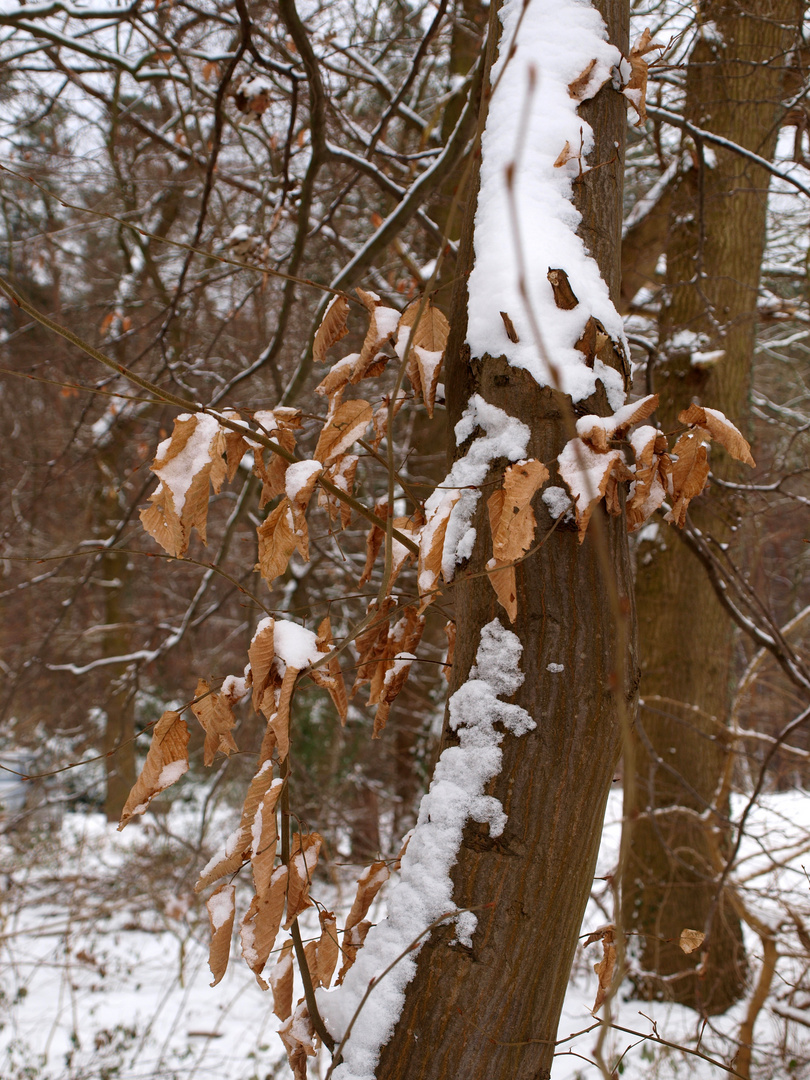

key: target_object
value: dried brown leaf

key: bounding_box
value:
[270,940,294,1020]
[240,865,288,989]
[664,430,709,527]
[623,27,662,125]
[206,882,235,986]
[284,832,323,929]
[313,295,350,363]
[195,768,282,892]
[558,440,625,541]
[486,559,517,623]
[568,58,601,100]
[591,925,616,1014]
[251,782,284,897]
[678,403,755,467]
[316,910,340,990]
[489,459,548,563]
[398,300,449,416]
[336,919,372,985]
[262,663,298,762]
[256,498,298,588]
[191,679,238,766]
[679,928,705,954]
[248,619,276,714]
[417,490,461,602]
[345,860,389,934]
[118,711,189,829]
[308,616,348,724]
[313,399,372,467]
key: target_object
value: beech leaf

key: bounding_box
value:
[284,832,323,929]
[206,883,236,986]
[678,403,755,467]
[313,399,372,466]
[191,678,238,766]
[256,497,298,588]
[240,865,288,989]
[313,295,350,363]
[270,940,295,1020]
[664,430,709,527]
[679,928,706,954]
[118,710,189,829]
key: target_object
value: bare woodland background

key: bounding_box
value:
[1,0,810,1077]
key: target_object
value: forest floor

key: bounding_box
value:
[2,786,809,1080]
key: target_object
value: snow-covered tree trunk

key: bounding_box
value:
[320,2,634,1077]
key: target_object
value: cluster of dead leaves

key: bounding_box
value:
[558,396,755,543]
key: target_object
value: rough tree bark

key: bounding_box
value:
[374,2,634,1077]
[621,0,801,1015]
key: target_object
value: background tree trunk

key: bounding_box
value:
[621,0,801,1015]
[375,3,634,1077]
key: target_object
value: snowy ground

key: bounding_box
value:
[2,787,810,1080]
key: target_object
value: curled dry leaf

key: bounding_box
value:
[191,678,238,766]
[222,410,249,482]
[278,1001,317,1080]
[206,882,236,986]
[679,928,706,955]
[567,57,611,101]
[313,294,350,363]
[319,453,359,529]
[626,427,670,532]
[262,663,299,762]
[558,439,626,541]
[270,939,295,1020]
[118,710,189,829]
[350,597,396,698]
[355,286,400,377]
[313,398,373,467]
[256,497,298,588]
[664,430,709,527]
[251,781,284,897]
[623,27,663,125]
[336,919,372,985]
[335,859,389,981]
[553,140,580,170]
[679,403,756,467]
[485,559,517,624]
[587,925,616,1015]
[284,832,323,929]
[248,619,275,713]
[417,488,461,603]
[140,414,226,558]
[308,616,348,724]
[490,459,549,562]
[240,864,288,989]
[372,652,416,738]
[443,620,456,680]
[396,299,449,417]
[576,393,659,452]
[306,616,348,724]
[316,910,340,990]
[346,860,390,934]
[195,765,281,892]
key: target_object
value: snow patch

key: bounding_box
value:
[318,620,535,1080]
[466,0,626,405]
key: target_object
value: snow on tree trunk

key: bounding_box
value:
[318,2,635,1078]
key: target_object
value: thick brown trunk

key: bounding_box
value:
[375,3,633,1077]
[622,0,800,1014]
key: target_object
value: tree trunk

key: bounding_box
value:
[621,0,800,1015]
[375,3,634,1077]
